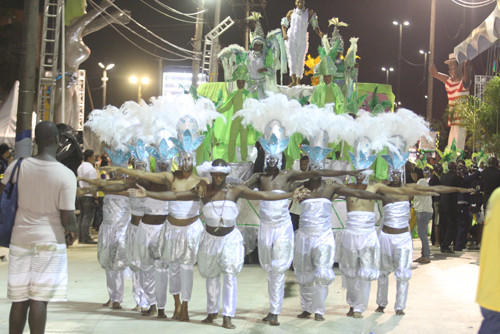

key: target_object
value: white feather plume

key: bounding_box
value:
[378,108,431,150]
[236,92,303,137]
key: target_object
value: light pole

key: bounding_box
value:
[129,75,150,103]
[393,20,409,103]
[381,66,394,84]
[419,49,430,98]
[98,62,114,108]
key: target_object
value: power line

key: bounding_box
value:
[88,1,193,61]
[89,0,197,56]
[139,0,201,24]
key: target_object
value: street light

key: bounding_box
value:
[98,62,115,108]
[381,66,394,84]
[393,20,410,103]
[129,75,150,103]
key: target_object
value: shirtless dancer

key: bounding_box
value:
[245,154,362,326]
[130,159,306,329]
[374,169,473,315]
[295,174,385,321]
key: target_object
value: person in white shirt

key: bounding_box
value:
[1,121,77,334]
[77,150,98,243]
[412,167,433,264]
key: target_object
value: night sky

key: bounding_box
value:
[81,0,495,125]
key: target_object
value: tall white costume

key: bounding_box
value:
[97,194,131,304]
[294,198,336,316]
[158,200,203,302]
[376,201,412,312]
[198,200,245,317]
[259,192,294,315]
[339,211,380,314]
[282,8,318,78]
[132,196,169,310]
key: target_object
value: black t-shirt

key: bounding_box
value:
[438,171,462,212]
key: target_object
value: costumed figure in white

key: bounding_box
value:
[246,12,288,98]
[157,116,206,322]
[375,131,417,315]
[85,102,149,311]
[128,140,170,317]
[340,136,381,319]
[281,0,323,86]
[97,149,132,310]
[294,130,336,321]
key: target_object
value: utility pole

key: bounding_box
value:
[16,0,39,158]
[226,0,266,50]
[244,1,250,50]
[426,0,436,122]
[209,0,221,82]
[192,0,205,87]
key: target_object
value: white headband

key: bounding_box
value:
[209,165,231,174]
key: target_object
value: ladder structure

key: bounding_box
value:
[76,70,86,131]
[36,0,63,123]
[201,16,234,81]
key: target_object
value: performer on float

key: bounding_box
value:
[129,159,307,329]
[217,59,253,162]
[310,40,345,113]
[247,12,288,98]
[281,0,324,87]
[247,12,272,99]
[324,17,348,91]
[429,54,471,150]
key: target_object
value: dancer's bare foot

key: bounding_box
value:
[353,312,363,318]
[157,308,167,319]
[297,311,311,319]
[222,316,236,329]
[262,313,272,322]
[346,307,354,317]
[202,313,218,324]
[111,302,122,310]
[172,295,181,320]
[396,310,405,316]
[102,299,111,307]
[375,306,385,313]
[179,301,190,322]
[142,305,157,316]
[314,313,325,321]
[131,304,141,311]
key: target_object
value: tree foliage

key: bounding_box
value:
[455,74,500,154]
